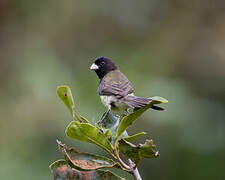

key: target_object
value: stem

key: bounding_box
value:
[113,149,130,170]
[128,159,142,180]
[113,148,142,180]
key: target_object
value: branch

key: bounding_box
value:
[113,148,142,180]
[128,159,142,180]
[113,149,130,171]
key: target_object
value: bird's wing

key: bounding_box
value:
[98,70,134,97]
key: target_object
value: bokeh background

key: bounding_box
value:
[0,1,225,179]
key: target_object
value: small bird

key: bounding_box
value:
[90,57,163,125]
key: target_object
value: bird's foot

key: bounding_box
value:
[97,109,110,127]
[97,119,103,127]
[97,117,107,127]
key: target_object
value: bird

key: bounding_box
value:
[90,56,163,125]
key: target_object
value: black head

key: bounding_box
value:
[90,56,118,79]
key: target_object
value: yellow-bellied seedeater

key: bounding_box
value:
[90,57,163,125]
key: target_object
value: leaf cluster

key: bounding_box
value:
[50,85,168,179]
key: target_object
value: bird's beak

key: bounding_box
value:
[90,63,99,70]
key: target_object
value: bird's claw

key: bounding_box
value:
[97,119,103,127]
[97,118,107,128]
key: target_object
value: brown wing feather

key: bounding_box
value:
[98,70,134,97]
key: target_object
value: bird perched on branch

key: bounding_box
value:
[90,56,163,125]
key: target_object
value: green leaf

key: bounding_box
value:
[104,129,113,141]
[115,96,168,143]
[100,112,128,146]
[80,115,89,123]
[123,132,146,142]
[50,159,125,180]
[56,85,75,116]
[57,140,121,171]
[150,96,168,104]
[101,112,119,130]
[66,121,114,155]
[119,139,160,164]
[57,85,81,122]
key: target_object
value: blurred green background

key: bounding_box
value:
[0,1,225,179]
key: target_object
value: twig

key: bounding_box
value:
[113,146,142,179]
[113,148,142,180]
[113,149,131,170]
[128,159,142,180]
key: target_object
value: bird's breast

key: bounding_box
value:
[100,93,134,112]
[100,95,116,107]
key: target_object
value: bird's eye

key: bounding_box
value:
[101,61,105,65]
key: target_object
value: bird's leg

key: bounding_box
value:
[97,107,111,127]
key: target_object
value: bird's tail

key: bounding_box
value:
[123,95,164,111]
